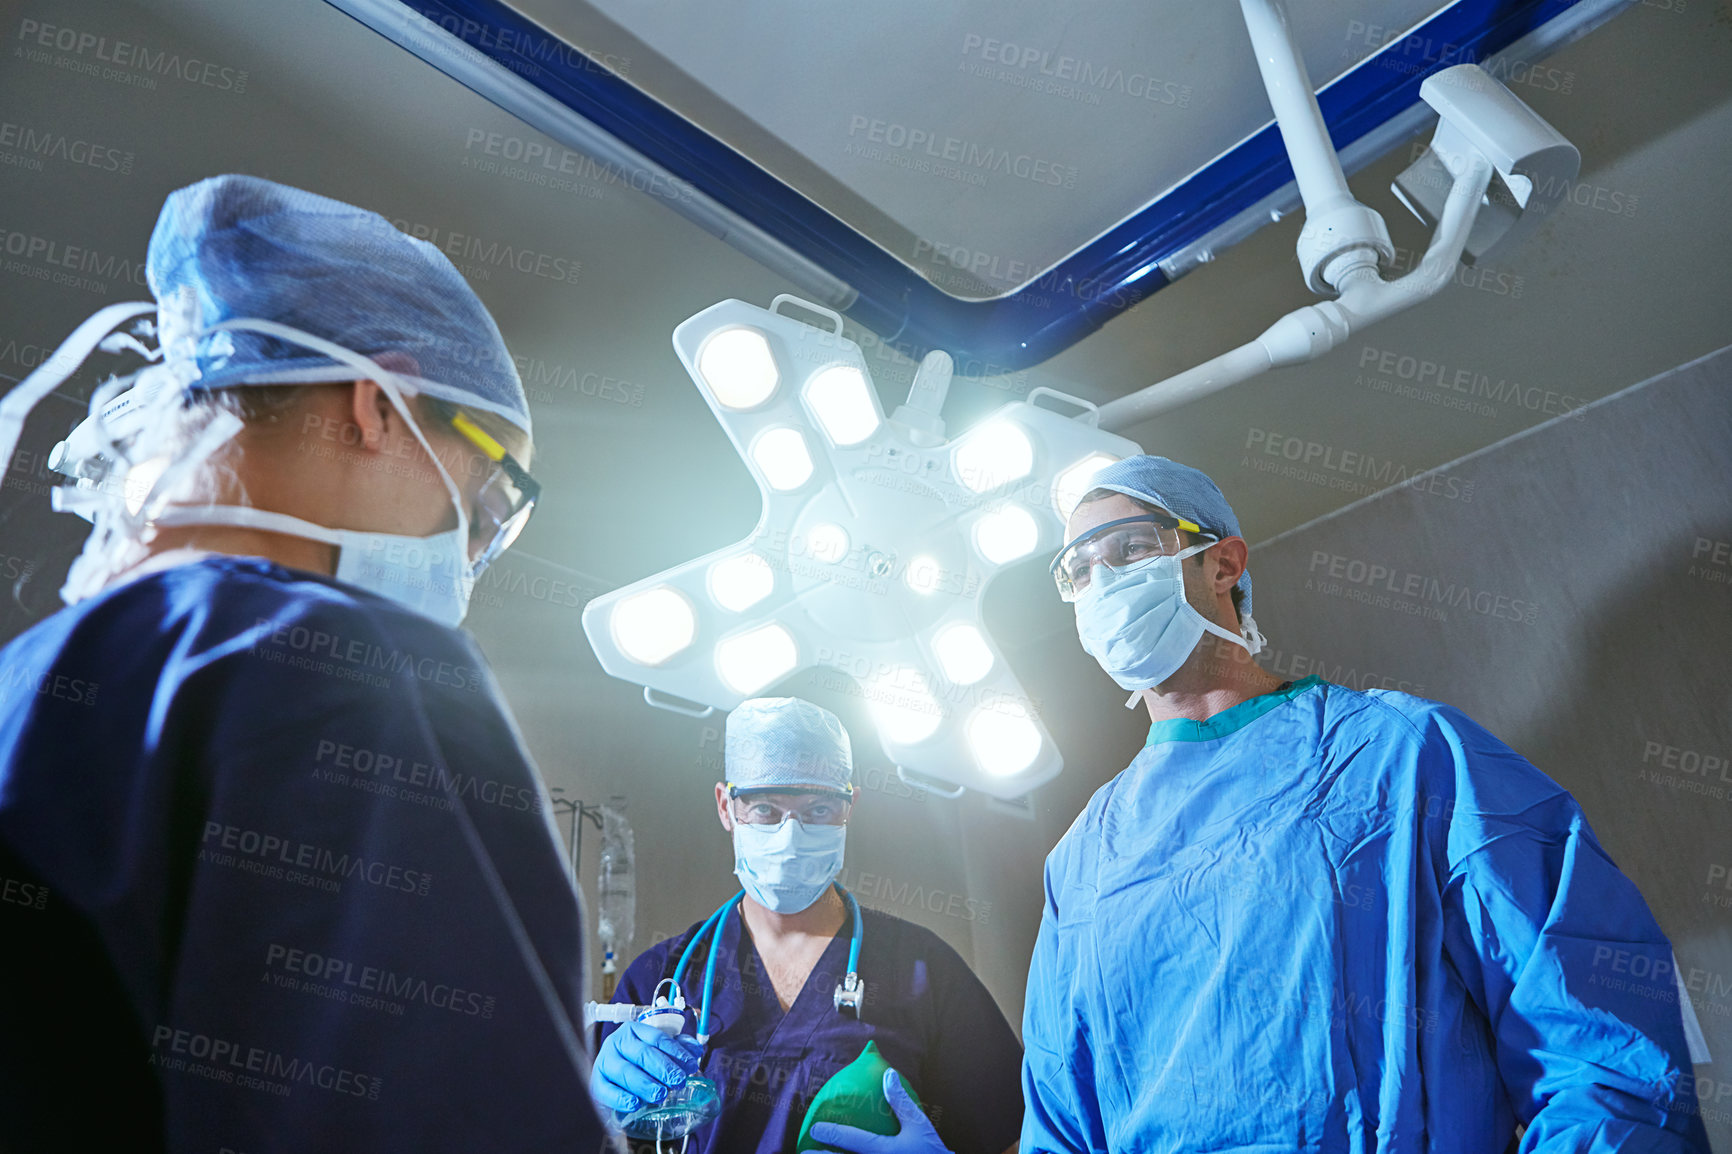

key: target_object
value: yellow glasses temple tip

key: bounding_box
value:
[451,411,507,462]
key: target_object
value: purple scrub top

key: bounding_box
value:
[601,902,1022,1154]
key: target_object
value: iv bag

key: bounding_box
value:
[597,798,635,959]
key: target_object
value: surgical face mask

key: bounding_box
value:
[731,819,845,914]
[1073,543,1256,692]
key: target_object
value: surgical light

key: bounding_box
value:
[954,420,1033,494]
[807,523,849,564]
[931,623,994,686]
[973,504,1039,565]
[698,327,779,410]
[715,623,798,694]
[750,427,814,491]
[968,702,1043,777]
[708,553,774,613]
[868,679,943,745]
[582,296,1143,798]
[612,586,696,666]
[1052,452,1121,520]
[805,365,880,446]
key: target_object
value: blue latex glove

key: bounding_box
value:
[590,1022,704,1115]
[809,1070,953,1154]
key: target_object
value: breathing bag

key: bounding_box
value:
[796,1041,920,1153]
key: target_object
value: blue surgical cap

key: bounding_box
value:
[1087,454,1254,619]
[146,174,530,433]
[725,698,854,796]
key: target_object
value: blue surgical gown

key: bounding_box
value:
[0,557,604,1152]
[601,903,1024,1154]
[1022,676,1709,1154]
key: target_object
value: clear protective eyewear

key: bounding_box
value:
[430,399,541,571]
[727,790,854,827]
[1050,514,1214,602]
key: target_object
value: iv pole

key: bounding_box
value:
[548,788,604,888]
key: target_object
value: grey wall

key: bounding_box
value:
[1246,344,1732,1144]
[0,0,1728,1119]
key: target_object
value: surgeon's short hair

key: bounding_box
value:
[158,381,530,513]
[1075,487,1245,624]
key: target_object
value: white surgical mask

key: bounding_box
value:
[732,819,846,914]
[1073,543,1259,692]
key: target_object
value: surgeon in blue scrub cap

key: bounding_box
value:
[0,176,602,1152]
[1022,455,1709,1153]
[594,697,1024,1154]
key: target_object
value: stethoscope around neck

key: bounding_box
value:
[672,882,865,1042]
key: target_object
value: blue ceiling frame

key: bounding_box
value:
[343,0,1602,370]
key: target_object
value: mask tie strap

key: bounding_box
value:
[149,503,344,547]
[1240,613,1267,656]
[1177,538,1267,658]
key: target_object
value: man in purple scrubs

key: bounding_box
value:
[592,697,1022,1154]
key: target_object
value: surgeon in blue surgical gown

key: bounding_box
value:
[0,176,603,1152]
[1021,455,1708,1153]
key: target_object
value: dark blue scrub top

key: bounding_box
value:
[600,903,1023,1154]
[0,557,605,1153]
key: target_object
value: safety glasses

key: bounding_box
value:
[1050,514,1213,601]
[434,402,541,571]
[727,790,854,827]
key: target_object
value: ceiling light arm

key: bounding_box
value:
[1097,0,1578,433]
[1240,0,1392,293]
